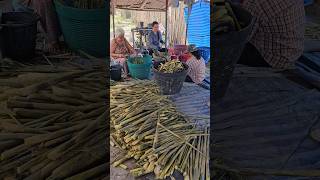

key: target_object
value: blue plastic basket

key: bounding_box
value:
[304,0,314,6]
[127,55,152,79]
[198,47,210,64]
[54,0,107,57]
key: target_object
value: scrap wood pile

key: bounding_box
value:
[0,60,109,179]
[110,80,209,180]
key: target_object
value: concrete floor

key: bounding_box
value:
[110,146,136,180]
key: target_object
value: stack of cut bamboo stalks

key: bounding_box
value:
[0,62,109,179]
[111,80,209,180]
[305,23,320,40]
[73,0,105,9]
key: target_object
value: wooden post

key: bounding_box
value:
[112,2,116,38]
[165,0,168,49]
[185,5,191,45]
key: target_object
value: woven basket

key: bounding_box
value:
[153,63,189,95]
[54,0,107,57]
[213,4,254,101]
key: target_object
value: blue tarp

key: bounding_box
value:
[184,0,210,48]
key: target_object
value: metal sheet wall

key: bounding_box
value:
[184,0,210,47]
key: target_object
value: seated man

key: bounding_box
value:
[147,21,164,54]
[110,28,135,77]
[12,0,62,53]
[237,0,305,69]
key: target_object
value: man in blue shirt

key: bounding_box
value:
[147,21,164,52]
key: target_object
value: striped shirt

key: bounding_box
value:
[186,56,206,84]
[242,0,305,69]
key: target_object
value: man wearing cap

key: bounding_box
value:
[185,45,206,84]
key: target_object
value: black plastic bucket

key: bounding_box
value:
[153,63,189,95]
[0,12,39,60]
[213,4,254,101]
[110,64,122,81]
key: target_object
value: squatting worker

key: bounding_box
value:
[12,0,62,53]
[110,28,135,78]
[185,45,206,84]
[236,0,305,69]
[147,21,164,53]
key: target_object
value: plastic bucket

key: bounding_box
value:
[127,55,152,79]
[213,4,253,101]
[153,63,189,95]
[54,0,107,57]
[0,12,39,60]
[110,64,122,81]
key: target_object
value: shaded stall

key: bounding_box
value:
[111,0,199,48]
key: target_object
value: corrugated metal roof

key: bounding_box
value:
[184,0,210,47]
[112,0,190,12]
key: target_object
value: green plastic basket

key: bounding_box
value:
[54,0,107,57]
[127,55,152,79]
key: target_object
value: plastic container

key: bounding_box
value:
[153,63,189,95]
[0,12,39,60]
[198,47,210,64]
[110,64,122,81]
[54,0,107,57]
[127,55,152,79]
[214,4,253,101]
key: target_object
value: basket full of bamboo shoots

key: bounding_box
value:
[127,54,153,79]
[212,0,253,101]
[153,60,189,95]
[54,0,107,57]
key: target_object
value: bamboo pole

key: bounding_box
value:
[165,0,168,49]
[113,2,116,38]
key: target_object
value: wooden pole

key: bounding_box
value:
[185,6,190,45]
[112,2,116,39]
[165,0,168,49]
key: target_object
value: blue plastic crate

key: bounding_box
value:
[198,47,210,64]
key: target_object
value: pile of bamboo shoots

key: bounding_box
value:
[157,60,185,73]
[213,1,241,34]
[0,62,108,179]
[73,0,105,9]
[110,80,209,180]
[305,23,320,40]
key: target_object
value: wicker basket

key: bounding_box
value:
[153,63,189,95]
[213,4,254,101]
